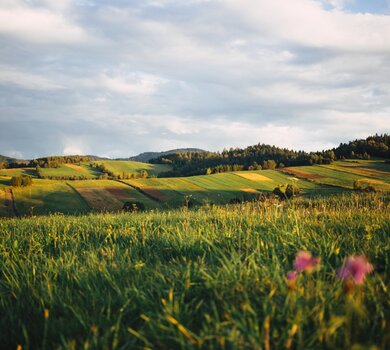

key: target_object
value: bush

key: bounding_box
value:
[123,201,146,212]
[11,176,33,187]
[273,183,300,200]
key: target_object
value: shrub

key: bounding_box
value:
[273,183,300,200]
[123,201,146,212]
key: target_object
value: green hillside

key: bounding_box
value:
[39,163,102,179]
[96,160,172,177]
[11,179,90,216]
[281,160,390,191]
[0,160,388,217]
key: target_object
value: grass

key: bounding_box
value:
[0,167,36,177]
[97,160,172,177]
[39,163,102,179]
[124,170,341,208]
[11,179,90,216]
[281,161,390,191]
[69,180,160,211]
[0,193,388,349]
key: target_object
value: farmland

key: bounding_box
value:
[39,163,101,179]
[0,193,389,349]
[0,160,388,216]
[96,160,171,177]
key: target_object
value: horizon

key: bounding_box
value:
[1,132,385,160]
[1,0,389,158]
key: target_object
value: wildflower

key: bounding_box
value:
[293,251,321,273]
[286,271,298,290]
[338,256,374,285]
[286,271,297,282]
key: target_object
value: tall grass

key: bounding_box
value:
[0,193,389,349]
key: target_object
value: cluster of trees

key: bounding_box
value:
[93,163,150,180]
[11,176,33,187]
[151,144,336,177]
[333,134,389,159]
[31,156,91,168]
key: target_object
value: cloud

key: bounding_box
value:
[100,73,163,95]
[0,65,64,90]
[0,0,389,158]
[0,1,89,44]
[224,0,390,52]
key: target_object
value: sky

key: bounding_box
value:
[0,0,389,159]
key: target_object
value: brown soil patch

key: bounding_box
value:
[105,186,134,200]
[280,168,323,180]
[76,187,124,211]
[142,187,167,201]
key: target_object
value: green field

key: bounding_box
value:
[11,179,90,216]
[0,160,388,217]
[0,193,388,349]
[39,163,102,179]
[124,170,342,208]
[0,167,36,177]
[97,160,171,177]
[280,160,390,191]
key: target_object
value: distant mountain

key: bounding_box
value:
[119,148,206,163]
[0,154,25,164]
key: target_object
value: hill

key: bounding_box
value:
[1,159,388,217]
[122,148,205,162]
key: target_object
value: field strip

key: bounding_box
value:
[320,165,390,181]
[234,172,272,182]
[116,180,162,203]
[66,183,92,210]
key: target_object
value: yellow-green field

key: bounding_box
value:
[0,160,388,216]
[96,160,171,177]
[39,163,102,179]
[280,159,390,191]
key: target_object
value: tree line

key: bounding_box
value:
[150,134,389,177]
[150,144,335,177]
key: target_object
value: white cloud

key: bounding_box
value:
[63,146,84,155]
[0,65,64,90]
[100,74,163,95]
[0,2,89,44]
[224,0,390,52]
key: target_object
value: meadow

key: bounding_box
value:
[0,159,388,216]
[96,160,172,177]
[0,193,389,349]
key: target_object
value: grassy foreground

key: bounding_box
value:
[0,193,389,349]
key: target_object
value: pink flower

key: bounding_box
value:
[286,271,297,282]
[338,256,374,285]
[293,251,321,273]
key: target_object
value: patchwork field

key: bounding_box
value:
[0,167,36,177]
[0,160,388,216]
[69,180,160,211]
[124,169,341,207]
[39,163,102,179]
[11,179,90,216]
[280,160,390,191]
[96,160,171,177]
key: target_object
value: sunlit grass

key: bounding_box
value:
[0,192,388,349]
